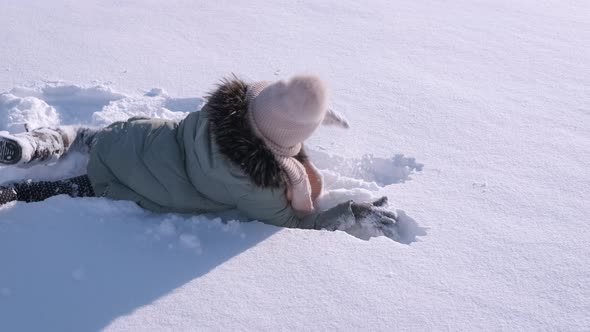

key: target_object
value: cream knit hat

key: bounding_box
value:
[247,75,349,214]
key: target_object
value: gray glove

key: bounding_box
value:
[350,196,399,240]
[314,196,399,240]
[350,196,396,219]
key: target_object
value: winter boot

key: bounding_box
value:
[0,136,22,165]
[0,128,69,167]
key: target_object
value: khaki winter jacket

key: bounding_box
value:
[87,79,354,229]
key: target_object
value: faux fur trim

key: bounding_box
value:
[206,78,307,189]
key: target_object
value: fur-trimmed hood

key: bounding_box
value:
[205,78,308,189]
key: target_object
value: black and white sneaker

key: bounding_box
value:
[0,136,22,165]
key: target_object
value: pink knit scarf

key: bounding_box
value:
[248,110,316,214]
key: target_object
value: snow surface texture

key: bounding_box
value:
[1,0,590,331]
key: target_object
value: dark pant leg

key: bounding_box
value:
[0,175,95,205]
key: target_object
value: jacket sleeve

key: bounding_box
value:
[233,183,356,230]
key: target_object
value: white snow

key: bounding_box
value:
[0,288,11,297]
[72,267,86,281]
[1,0,589,331]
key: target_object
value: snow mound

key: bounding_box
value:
[91,88,203,126]
[1,83,126,131]
[0,82,204,132]
[0,93,60,132]
[310,149,424,186]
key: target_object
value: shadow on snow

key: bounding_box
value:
[0,197,277,331]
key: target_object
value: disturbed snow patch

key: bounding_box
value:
[312,153,426,243]
[0,82,424,244]
[91,88,202,126]
[310,149,424,186]
[0,93,60,132]
[0,82,203,133]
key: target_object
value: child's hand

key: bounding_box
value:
[351,196,396,219]
[314,196,400,241]
[350,197,400,241]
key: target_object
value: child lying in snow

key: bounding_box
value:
[0,75,399,239]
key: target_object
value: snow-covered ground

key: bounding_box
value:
[1,0,589,330]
